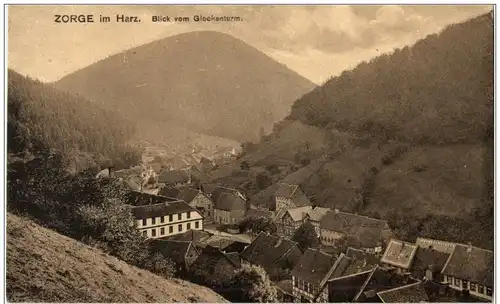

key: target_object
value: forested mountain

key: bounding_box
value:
[208,12,494,249]
[288,12,493,144]
[8,69,141,170]
[54,30,316,142]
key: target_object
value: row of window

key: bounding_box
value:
[142,221,201,238]
[445,276,493,297]
[141,212,192,226]
[293,278,319,296]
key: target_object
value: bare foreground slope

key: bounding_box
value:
[6,213,228,303]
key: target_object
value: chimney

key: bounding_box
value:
[467,242,473,253]
[108,166,114,178]
[362,258,367,268]
[334,208,339,214]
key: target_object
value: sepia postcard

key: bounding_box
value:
[4,4,495,303]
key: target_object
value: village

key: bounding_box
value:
[96,163,494,303]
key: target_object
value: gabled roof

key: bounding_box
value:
[245,207,273,219]
[320,211,389,248]
[167,229,212,248]
[150,239,197,266]
[191,246,240,271]
[283,206,313,222]
[326,268,375,303]
[130,201,197,219]
[213,191,247,211]
[240,233,299,271]
[411,247,450,277]
[308,207,330,222]
[328,254,377,280]
[346,247,380,266]
[415,237,456,254]
[177,187,208,204]
[380,239,418,270]
[126,190,174,206]
[158,170,190,184]
[275,183,311,207]
[377,282,428,303]
[441,243,493,287]
[210,186,246,202]
[291,248,338,286]
[158,186,182,198]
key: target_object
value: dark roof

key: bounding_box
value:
[240,233,298,272]
[346,247,381,266]
[441,244,493,287]
[274,280,293,296]
[130,201,196,219]
[245,207,273,219]
[210,186,246,201]
[158,170,190,184]
[225,252,242,268]
[377,282,429,303]
[213,191,247,211]
[327,269,374,302]
[411,247,450,277]
[380,239,418,269]
[291,248,337,286]
[275,183,311,207]
[329,254,377,280]
[178,188,205,203]
[158,186,182,198]
[320,211,389,248]
[354,267,419,302]
[191,246,240,271]
[125,191,177,206]
[167,229,212,248]
[150,239,194,266]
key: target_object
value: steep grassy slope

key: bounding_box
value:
[55,30,316,142]
[6,213,228,303]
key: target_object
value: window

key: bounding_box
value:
[142,230,147,237]
[151,229,156,237]
[142,219,147,226]
[455,278,460,287]
[294,278,298,288]
[178,224,183,232]
[169,226,173,234]
[160,227,165,235]
[487,288,492,296]
[161,216,165,224]
[152,217,156,225]
[187,223,191,230]
[178,214,182,220]
[187,212,191,219]
[169,214,173,222]
[478,285,484,294]
[195,221,199,229]
[470,283,477,292]
[462,280,468,289]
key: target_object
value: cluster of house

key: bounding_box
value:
[111,171,493,303]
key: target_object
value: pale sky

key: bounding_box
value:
[8,5,492,84]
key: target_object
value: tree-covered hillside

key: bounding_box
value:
[8,69,141,170]
[289,12,493,145]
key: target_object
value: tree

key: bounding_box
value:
[292,221,319,251]
[231,264,278,303]
[255,172,271,190]
[239,216,277,238]
[142,252,176,278]
[240,161,250,171]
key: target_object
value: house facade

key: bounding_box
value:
[276,206,312,238]
[274,183,312,219]
[151,239,200,272]
[441,243,493,301]
[319,210,392,253]
[177,188,214,220]
[212,189,248,225]
[306,207,329,237]
[131,200,204,239]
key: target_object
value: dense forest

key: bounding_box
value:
[8,69,142,170]
[289,12,493,145]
